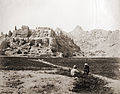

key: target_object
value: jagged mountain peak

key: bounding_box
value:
[68,25,84,39]
[69,25,84,36]
[68,27,120,57]
[73,25,83,32]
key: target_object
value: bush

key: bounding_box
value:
[72,75,113,94]
[0,40,9,49]
[62,50,73,58]
[51,46,58,53]
[17,49,22,54]
[0,49,5,55]
[29,39,35,46]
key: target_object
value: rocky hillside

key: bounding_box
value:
[1,25,119,57]
[0,25,81,57]
[69,26,120,57]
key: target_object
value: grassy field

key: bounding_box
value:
[0,57,117,94]
[0,57,57,70]
[39,57,120,79]
[0,57,120,79]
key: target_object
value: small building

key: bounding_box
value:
[12,25,30,38]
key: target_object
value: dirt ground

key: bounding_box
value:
[0,58,119,94]
[0,70,77,94]
[0,69,116,94]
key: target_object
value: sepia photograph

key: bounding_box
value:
[0,0,120,94]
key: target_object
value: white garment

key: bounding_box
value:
[71,69,79,76]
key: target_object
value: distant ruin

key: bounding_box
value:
[0,25,82,58]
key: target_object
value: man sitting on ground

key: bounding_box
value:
[71,65,80,78]
[84,63,89,75]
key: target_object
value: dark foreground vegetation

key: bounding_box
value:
[52,68,114,94]
[72,75,113,94]
[0,57,57,70]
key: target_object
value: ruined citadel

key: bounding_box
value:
[0,25,82,57]
[0,25,119,57]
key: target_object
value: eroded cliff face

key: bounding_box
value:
[0,26,81,57]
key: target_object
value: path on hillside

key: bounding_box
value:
[30,59,120,94]
[93,74,120,94]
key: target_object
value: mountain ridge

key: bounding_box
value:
[68,26,120,57]
[0,25,120,57]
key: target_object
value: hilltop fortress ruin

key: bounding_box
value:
[0,25,82,57]
[0,25,120,57]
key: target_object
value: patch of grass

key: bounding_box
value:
[32,83,55,94]
[72,74,114,94]
[54,68,71,76]
[39,58,120,79]
[6,79,24,88]
[0,57,57,70]
[1,57,120,79]
[46,67,113,94]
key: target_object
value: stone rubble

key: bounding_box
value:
[0,25,82,57]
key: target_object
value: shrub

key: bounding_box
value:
[72,75,113,94]
[0,49,5,55]
[29,39,35,46]
[0,40,9,49]
[17,49,22,54]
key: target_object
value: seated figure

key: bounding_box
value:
[84,63,89,75]
[71,65,80,77]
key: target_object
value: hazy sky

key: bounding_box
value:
[0,0,120,33]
